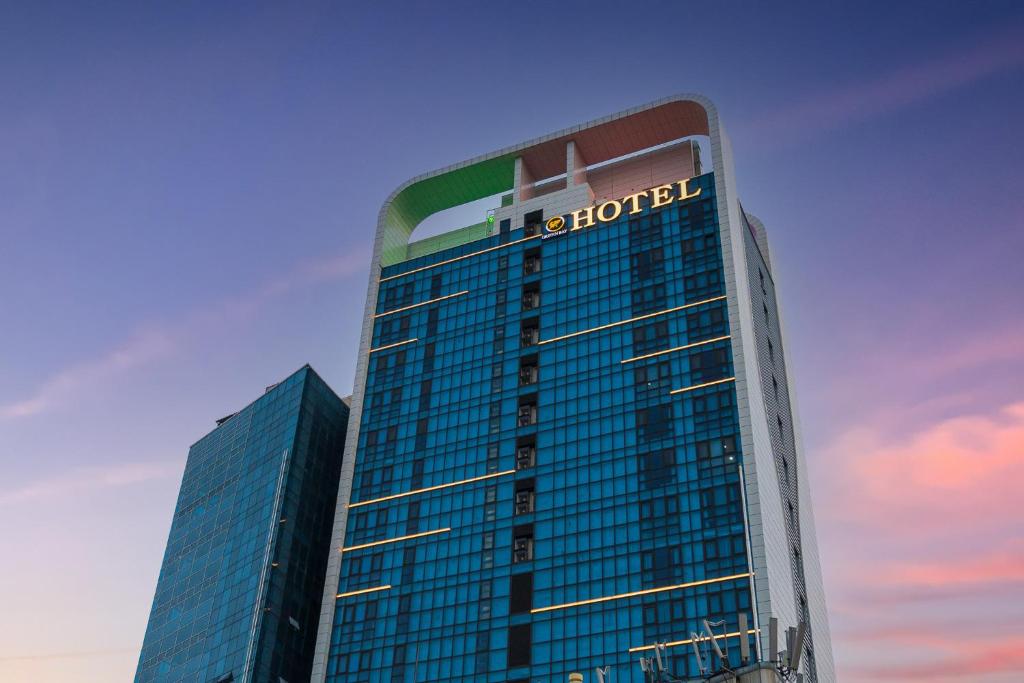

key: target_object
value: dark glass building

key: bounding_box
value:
[137,365,349,683]
[312,97,835,682]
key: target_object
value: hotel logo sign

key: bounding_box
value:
[542,177,702,239]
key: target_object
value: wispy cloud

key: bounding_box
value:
[0,247,369,421]
[0,330,176,419]
[748,26,1024,144]
[0,461,179,506]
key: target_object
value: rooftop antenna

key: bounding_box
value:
[653,642,667,674]
[768,617,779,663]
[737,612,750,665]
[788,622,807,671]
[690,633,707,676]
[703,619,729,668]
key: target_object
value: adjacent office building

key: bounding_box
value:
[312,96,835,682]
[137,365,349,683]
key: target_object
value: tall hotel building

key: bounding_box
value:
[313,96,834,682]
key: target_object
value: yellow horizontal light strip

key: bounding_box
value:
[341,528,451,553]
[336,585,392,599]
[375,290,470,318]
[669,377,736,395]
[629,629,757,653]
[380,235,542,283]
[530,572,751,614]
[620,335,732,364]
[539,295,727,345]
[367,338,418,354]
[349,470,516,508]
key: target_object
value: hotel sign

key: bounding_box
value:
[543,177,702,238]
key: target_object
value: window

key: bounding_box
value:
[686,304,727,339]
[383,282,414,308]
[494,325,506,349]
[639,448,676,489]
[513,524,534,563]
[631,247,665,280]
[415,418,428,450]
[406,501,420,533]
[509,572,533,614]
[523,249,541,275]
[696,435,738,461]
[491,362,503,392]
[520,319,539,347]
[401,547,416,582]
[683,268,722,298]
[631,282,667,314]
[430,274,442,298]
[411,459,424,488]
[682,232,716,255]
[426,307,439,336]
[632,320,670,354]
[380,315,411,344]
[517,396,537,427]
[519,356,538,386]
[521,283,540,311]
[507,623,531,667]
[514,478,535,515]
[515,438,536,470]
[486,443,500,473]
[640,495,679,520]
[634,361,671,390]
[636,404,673,440]
[418,379,431,411]
[422,342,435,372]
[772,374,779,400]
[690,347,729,381]
[777,415,785,444]
[523,210,543,237]
[629,212,663,244]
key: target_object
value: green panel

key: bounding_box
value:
[380,154,515,266]
[406,222,491,260]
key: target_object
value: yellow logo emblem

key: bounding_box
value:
[545,216,566,232]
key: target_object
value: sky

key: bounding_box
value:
[0,1,1022,681]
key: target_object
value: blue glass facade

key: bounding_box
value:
[326,173,756,682]
[137,366,349,683]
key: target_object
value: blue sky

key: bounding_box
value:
[1,2,1023,681]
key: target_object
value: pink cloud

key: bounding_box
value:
[815,399,1024,681]
[845,634,1024,681]
[879,541,1024,588]
[819,401,1024,538]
